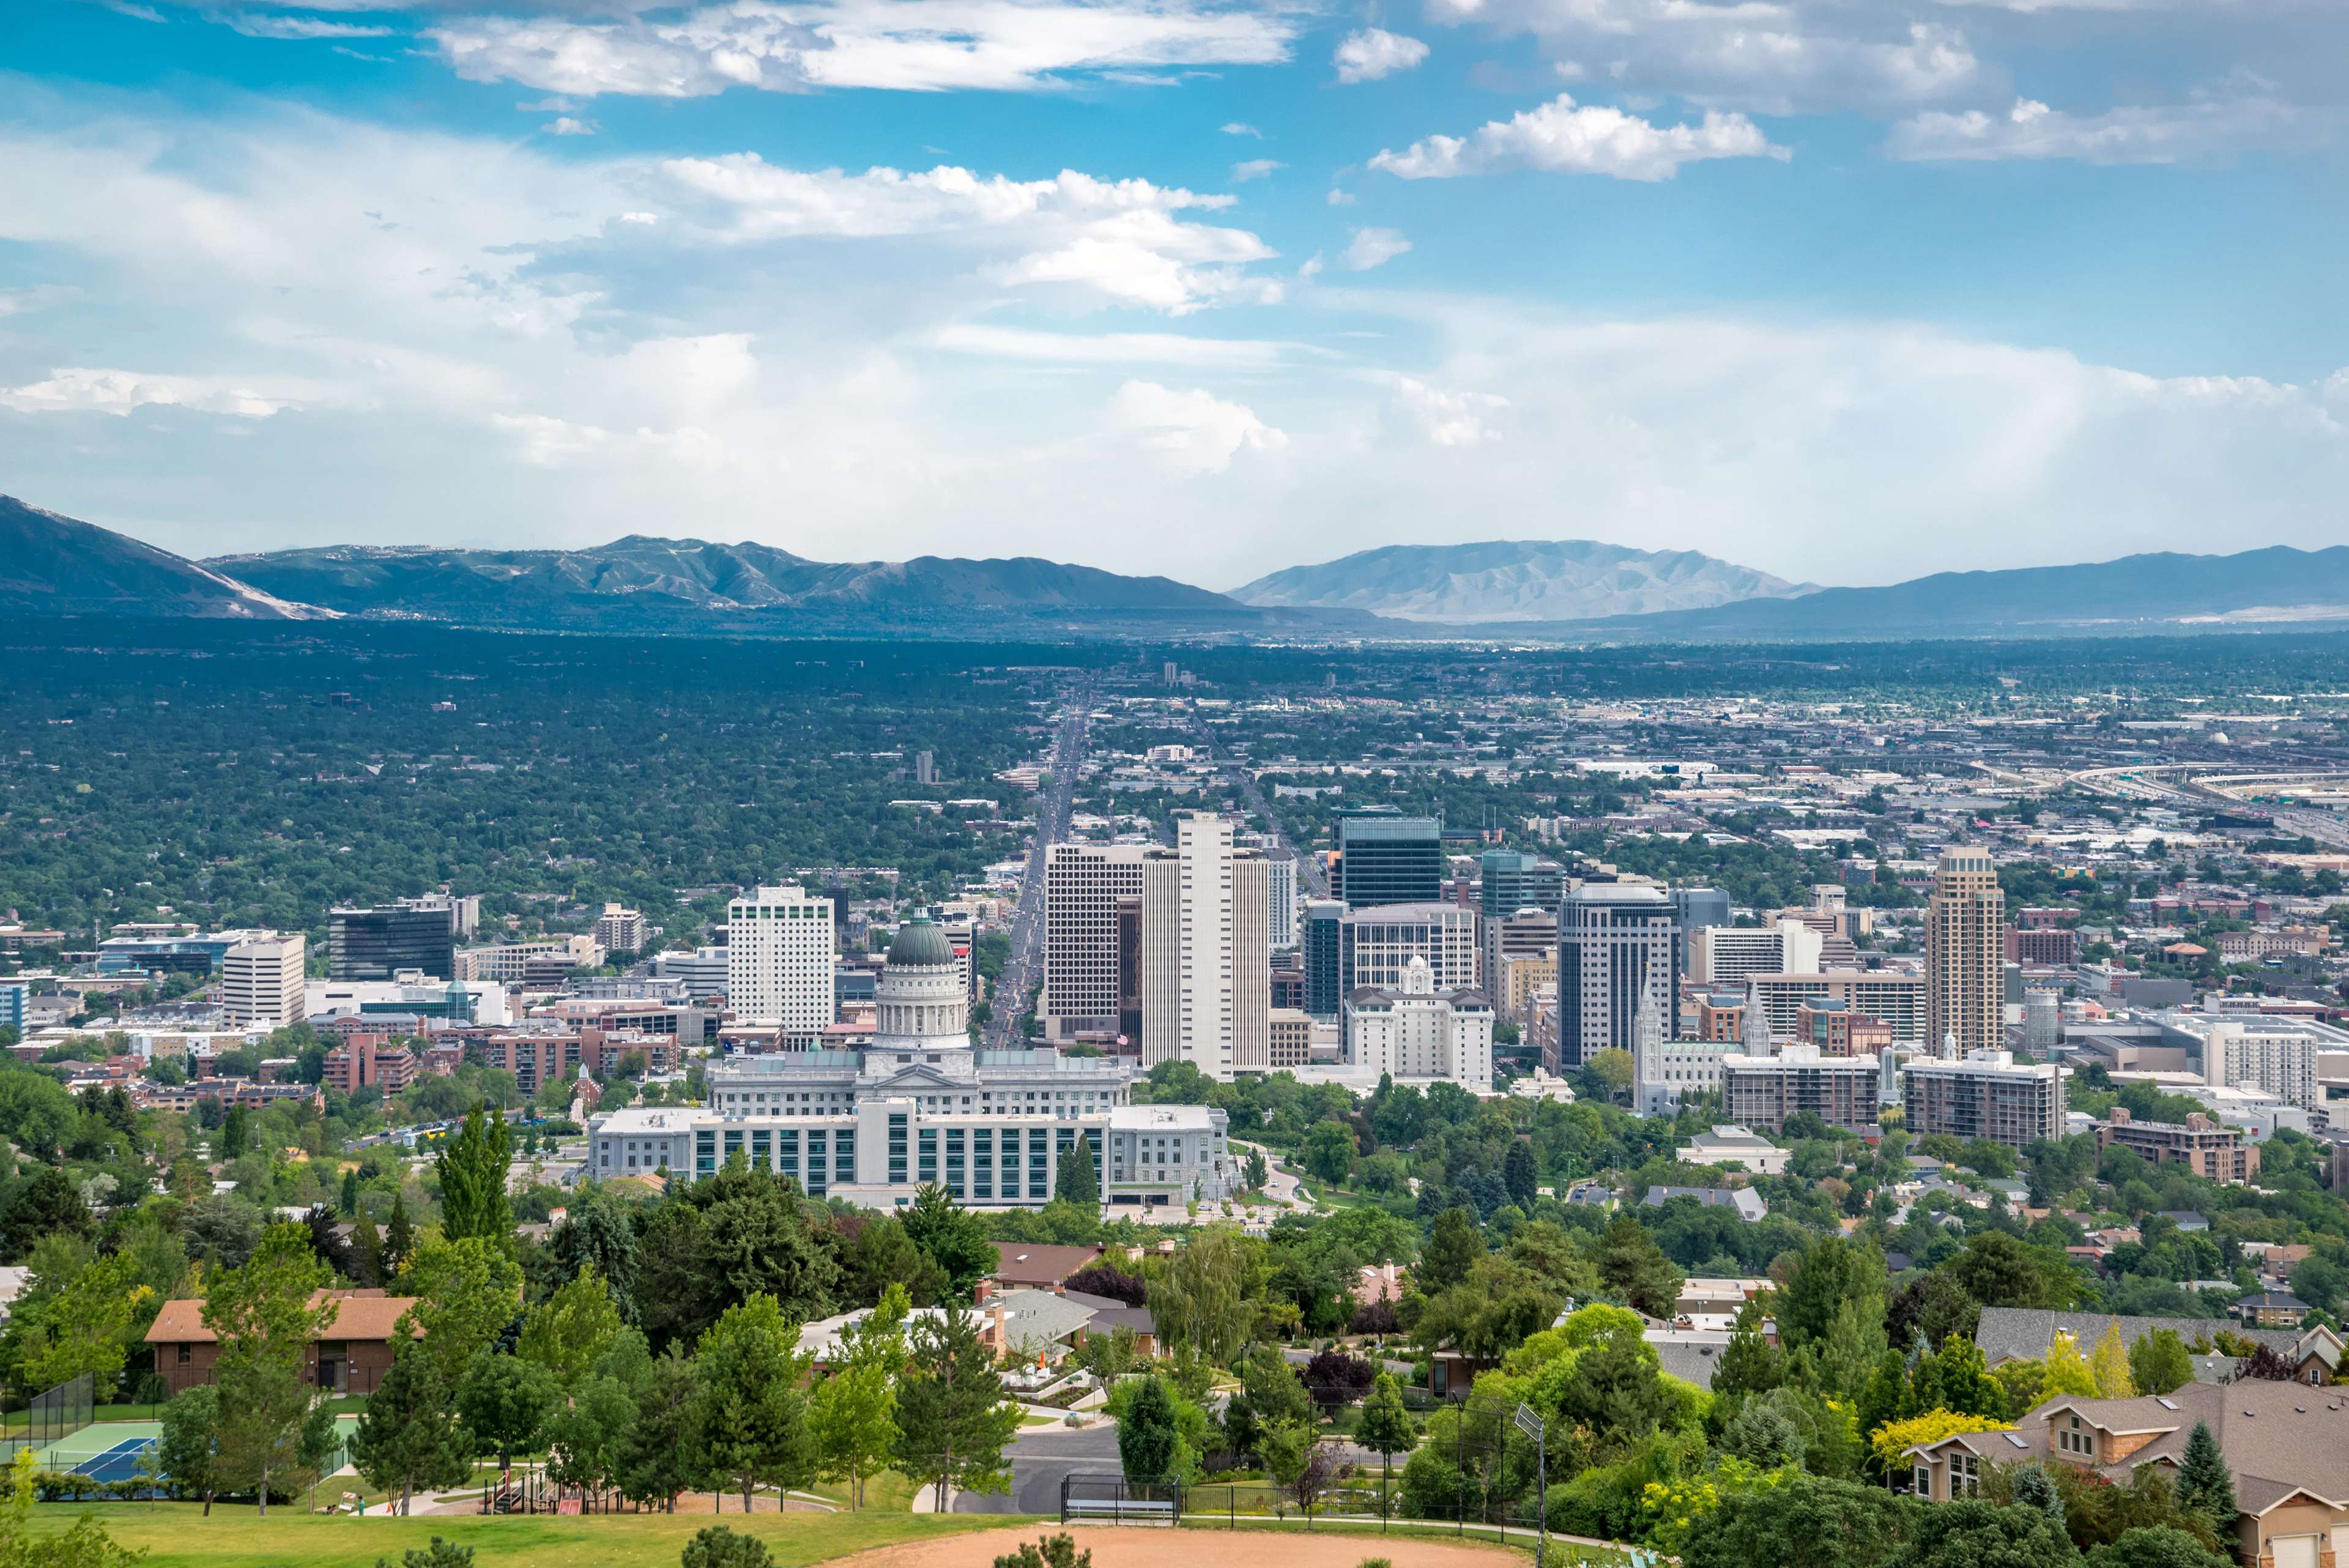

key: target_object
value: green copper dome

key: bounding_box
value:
[886,916,956,968]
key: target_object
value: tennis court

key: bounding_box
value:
[64,1436,157,1485]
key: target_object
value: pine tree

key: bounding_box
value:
[2012,1464,2065,1529]
[384,1193,415,1277]
[341,1168,362,1216]
[349,1343,472,1515]
[1054,1143,1100,1207]
[1594,1213,1684,1319]
[435,1104,514,1246]
[2178,1419,2236,1534]
[1420,1208,1483,1294]
[350,1206,385,1288]
[892,1304,1023,1510]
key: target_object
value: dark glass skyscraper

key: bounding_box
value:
[1480,849,1566,921]
[1669,886,1731,986]
[1302,899,1345,1019]
[329,904,458,981]
[1334,810,1443,908]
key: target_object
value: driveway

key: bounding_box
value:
[951,1419,1121,1515]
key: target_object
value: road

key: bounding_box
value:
[2069,762,2349,850]
[1190,713,1326,898]
[952,1419,1120,1514]
[984,685,1094,1048]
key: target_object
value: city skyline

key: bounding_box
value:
[6,1,2348,587]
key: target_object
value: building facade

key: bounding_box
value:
[1554,878,1677,1071]
[1691,920,1824,987]
[594,904,651,954]
[1747,970,1927,1045]
[1334,811,1443,908]
[1266,855,1299,949]
[1041,842,1148,1041]
[1901,1049,2065,1150]
[2098,1106,2259,1184]
[1342,902,1480,994]
[1140,814,1269,1080]
[1341,956,1494,1090]
[329,902,461,982]
[726,885,836,1032]
[1302,899,1345,1020]
[220,934,307,1028]
[1926,850,2005,1060]
[1723,1046,1884,1132]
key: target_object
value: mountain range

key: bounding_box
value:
[12,494,2349,642]
[1231,540,1816,623]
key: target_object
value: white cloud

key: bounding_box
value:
[932,323,1310,366]
[1231,157,1283,180]
[1333,27,1428,84]
[548,116,598,135]
[0,366,330,418]
[1888,94,2335,163]
[1221,121,1262,136]
[1370,371,1507,445]
[1370,93,1787,179]
[216,12,396,39]
[1420,0,1978,114]
[1107,379,1286,472]
[428,0,1302,96]
[1325,187,1355,204]
[1342,226,1411,270]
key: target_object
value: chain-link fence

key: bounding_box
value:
[0,1373,93,1464]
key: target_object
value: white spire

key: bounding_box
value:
[1940,1028,1959,1062]
[1741,980,1771,1057]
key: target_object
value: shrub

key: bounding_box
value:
[993,1534,1093,1568]
[681,1524,773,1568]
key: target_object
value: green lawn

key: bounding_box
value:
[25,1502,1011,1568]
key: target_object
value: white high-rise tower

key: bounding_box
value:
[1141,813,1269,1080]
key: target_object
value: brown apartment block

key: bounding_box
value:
[147,1289,418,1395]
[2098,1106,2260,1184]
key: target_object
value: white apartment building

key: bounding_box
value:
[1691,919,1825,987]
[455,934,603,983]
[1042,843,1148,1040]
[1901,1049,2066,1150]
[594,904,651,954]
[220,934,307,1028]
[1746,970,1927,1046]
[1341,955,1494,1090]
[727,885,836,1031]
[1141,814,1269,1081]
[2167,1008,2342,1112]
[593,917,1147,1208]
[651,946,731,997]
[1344,902,1480,994]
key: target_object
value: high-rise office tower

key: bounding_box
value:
[330,902,460,982]
[221,933,307,1027]
[1926,850,2004,1061]
[726,884,836,1031]
[1334,810,1443,908]
[1670,886,1731,985]
[1554,877,1678,1071]
[1479,850,1567,922]
[1042,842,1148,1040]
[1341,903,1480,994]
[1266,855,1299,949]
[1141,814,1269,1080]
[1302,899,1345,1020]
[915,750,937,786]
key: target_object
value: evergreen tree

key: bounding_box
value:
[157,1385,222,1515]
[349,1343,472,1515]
[618,1345,700,1512]
[203,1223,340,1515]
[1117,1375,1181,1481]
[1354,1372,1418,1512]
[435,1104,514,1247]
[891,1303,1023,1510]
[1594,1213,1683,1319]
[689,1294,815,1514]
[384,1193,415,1277]
[900,1186,998,1295]
[350,1205,385,1288]
[340,1168,362,1216]
[1419,1208,1483,1295]
[456,1353,560,1470]
[1054,1143,1100,1207]
[1502,1140,1537,1209]
[2177,1419,2236,1534]
[1715,1297,1786,1398]
[2011,1465,2065,1531]
[219,1104,252,1162]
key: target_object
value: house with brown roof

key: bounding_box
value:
[1909,1380,2349,1568]
[989,1244,1102,1290]
[146,1288,418,1396]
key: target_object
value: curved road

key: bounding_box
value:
[984,684,1095,1049]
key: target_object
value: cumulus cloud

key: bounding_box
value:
[1342,226,1411,270]
[1370,93,1786,179]
[1230,157,1283,180]
[0,367,332,417]
[548,116,598,135]
[1333,27,1428,83]
[1107,379,1286,472]
[1421,0,1977,114]
[1888,94,2335,162]
[1221,121,1262,136]
[1370,371,1508,445]
[428,0,1302,95]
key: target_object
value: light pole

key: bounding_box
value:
[1513,1402,1546,1568]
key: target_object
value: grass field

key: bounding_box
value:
[23,1502,1009,1568]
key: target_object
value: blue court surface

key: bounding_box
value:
[64,1438,156,1484]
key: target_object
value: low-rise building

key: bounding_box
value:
[1723,1046,1883,1132]
[2097,1105,2259,1183]
[148,1288,417,1395]
[1683,1124,1789,1175]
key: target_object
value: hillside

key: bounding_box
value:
[0,496,329,620]
[1230,540,1814,623]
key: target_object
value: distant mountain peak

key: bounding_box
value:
[1230,538,1815,623]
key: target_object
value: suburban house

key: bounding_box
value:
[990,1244,1103,1290]
[1638,1186,1769,1222]
[1908,1380,2349,1568]
[1973,1309,2343,1386]
[146,1288,417,1395]
[2234,1291,2314,1329]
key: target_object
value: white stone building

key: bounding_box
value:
[1341,955,1494,1091]
[726,885,836,1031]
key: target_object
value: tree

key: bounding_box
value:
[2129,1328,2194,1397]
[681,1525,773,1568]
[350,1342,472,1515]
[2090,1320,2136,1399]
[202,1222,338,1515]
[2082,1528,2233,1568]
[1118,1375,1182,1481]
[1595,1212,1683,1318]
[1950,1232,2082,1310]
[1557,1323,1676,1453]
[0,1448,141,1567]
[378,1539,475,1568]
[1866,1411,2011,1474]
[1245,1148,1269,1192]
[219,1104,252,1162]
[1503,1140,1537,1209]
[892,1303,1022,1510]
[993,1534,1092,1568]
[900,1186,997,1296]
[1716,1296,1786,1398]
[157,1384,222,1515]
[397,1236,524,1391]
[4,1166,89,1258]
[619,1346,701,1512]
[1419,1208,1482,1295]
[517,1268,624,1391]
[1354,1372,1417,1510]
[384,1193,415,1277]
[13,1249,152,1392]
[1885,1499,2076,1568]
[1303,1122,1356,1187]
[2039,1332,2100,1399]
[549,1185,640,1323]
[456,1353,559,1469]
[1301,1348,1375,1414]
[349,1206,385,1288]
[2176,1419,2236,1535]
[435,1104,514,1246]
[1680,1473,1907,1568]
[1053,1144,1099,1207]
[809,1287,907,1509]
[690,1295,814,1514]
[1148,1228,1251,1363]
[2012,1465,2065,1531]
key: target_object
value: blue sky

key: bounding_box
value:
[3,0,2345,589]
